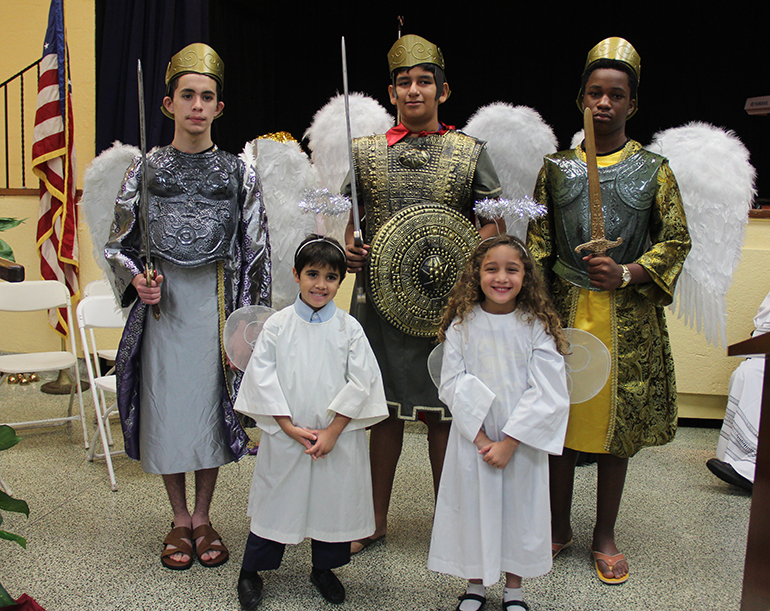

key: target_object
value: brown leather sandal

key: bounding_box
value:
[161,523,194,570]
[193,523,229,568]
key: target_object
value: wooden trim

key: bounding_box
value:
[749,208,770,219]
[0,188,38,196]
[0,257,24,282]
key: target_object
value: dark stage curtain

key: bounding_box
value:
[95,6,767,199]
[95,0,210,155]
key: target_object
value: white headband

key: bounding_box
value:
[294,237,347,262]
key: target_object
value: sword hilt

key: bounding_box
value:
[575,236,623,257]
[353,229,367,305]
[145,263,161,320]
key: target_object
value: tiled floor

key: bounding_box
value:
[0,372,751,610]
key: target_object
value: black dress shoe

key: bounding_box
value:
[310,568,345,604]
[237,573,264,611]
[707,458,753,493]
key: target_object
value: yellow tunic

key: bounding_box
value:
[564,148,621,453]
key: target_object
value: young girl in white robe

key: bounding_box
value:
[233,235,388,608]
[427,235,570,611]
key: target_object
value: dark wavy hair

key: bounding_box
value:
[438,235,567,354]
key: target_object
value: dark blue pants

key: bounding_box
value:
[242,532,351,571]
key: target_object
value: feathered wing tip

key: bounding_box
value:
[570,130,584,150]
[647,122,756,348]
[303,92,394,193]
[462,103,557,240]
[80,141,140,297]
[463,103,557,201]
[246,137,318,311]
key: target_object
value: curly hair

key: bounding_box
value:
[437,235,568,354]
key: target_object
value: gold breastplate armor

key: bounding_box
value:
[352,131,483,241]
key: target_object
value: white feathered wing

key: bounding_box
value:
[304,92,394,194]
[648,122,756,348]
[242,138,317,311]
[80,141,140,296]
[303,93,394,253]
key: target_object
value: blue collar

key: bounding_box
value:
[293,294,337,323]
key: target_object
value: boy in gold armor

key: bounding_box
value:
[345,34,502,553]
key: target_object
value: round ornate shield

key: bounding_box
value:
[367,204,479,337]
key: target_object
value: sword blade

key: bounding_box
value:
[341,37,366,304]
[341,37,363,248]
[137,60,151,268]
[137,59,160,318]
[583,107,605,242]
[574,108,622,257]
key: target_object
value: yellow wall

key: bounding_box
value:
[668,218,770,417]
[1,0,101,353]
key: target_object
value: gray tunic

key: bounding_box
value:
[138,261,229,474]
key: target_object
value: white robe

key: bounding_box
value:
[428,306,570,585]
[234,304,388,544]
[716,290,770,483]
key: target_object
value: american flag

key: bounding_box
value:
[31,0,78,337]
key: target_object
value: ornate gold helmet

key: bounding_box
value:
[387,34,445,73]
[162,43,225,119]
[577,36,641,118]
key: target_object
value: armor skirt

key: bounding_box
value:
[350,295,449,421]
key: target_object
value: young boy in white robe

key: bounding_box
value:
[234,235,388,609]
[427,236,570,611]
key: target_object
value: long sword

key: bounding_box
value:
[341,36,366,305]
[574,107,623,257]
[137,59,160,319]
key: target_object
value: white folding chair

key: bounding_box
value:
[82,280,120,412]
[76,295,126,491]
[83,279,113,297]
[83,279,127,366]
[0,280,87,446]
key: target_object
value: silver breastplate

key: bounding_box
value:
[145,147,240,266]
[546,149,664,289]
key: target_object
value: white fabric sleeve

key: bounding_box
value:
[501,321,570,455]
[326,320,389,432]
[233,319,291,435]
[438,322,496,443]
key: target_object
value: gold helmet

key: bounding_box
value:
[577,37,641,118]
[387,34,450,100]
[162,43,225,119]
[387,34,445,73]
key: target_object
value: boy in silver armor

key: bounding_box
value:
[105,43,270,571]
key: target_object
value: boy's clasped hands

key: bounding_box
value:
[274,415,352,461]
[474,429,520,469]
